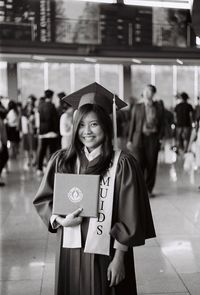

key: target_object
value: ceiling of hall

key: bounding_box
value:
[1,52,200,66]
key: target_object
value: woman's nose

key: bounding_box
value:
[84,125,92,134]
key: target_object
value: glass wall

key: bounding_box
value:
[131,65,151,101]
[48,63,71,106]
[74,64,96,91]
[18,63,44,104]
[0,62,8,97]
[1,61,200,110]
[48,63,71,94]
[177,66,195,104]
[131,64,200,109]
[155,65,174,109]
[99,64,122,97]
[17,62,122,106]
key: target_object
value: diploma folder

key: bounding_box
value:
[53,173,100,217]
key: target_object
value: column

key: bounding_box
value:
[7,63,18,101]
[123,65,132,101]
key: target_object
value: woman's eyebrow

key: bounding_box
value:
[81,120,98,123]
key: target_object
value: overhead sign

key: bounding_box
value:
[191,0,200,36]
[0,0,192,48]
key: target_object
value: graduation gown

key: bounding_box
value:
[33,150,156,295]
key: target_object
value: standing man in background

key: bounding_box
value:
[174,92,194,154]
[127,84,165,197]
[0,109,8,186]
[36,89,60,176]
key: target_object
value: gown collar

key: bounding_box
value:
[83,145,102,162]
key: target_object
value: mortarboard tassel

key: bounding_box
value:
[112,95,118,151]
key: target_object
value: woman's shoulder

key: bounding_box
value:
[119,150,136,160]
[118,150,139,168]
[115,150,144,182]
[49,148,67,164]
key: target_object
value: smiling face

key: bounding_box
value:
[78,111,105,152]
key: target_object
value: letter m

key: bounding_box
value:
[101,176,110,186]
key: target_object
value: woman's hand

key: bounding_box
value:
[56,208,83,227]
[107,250,125,287]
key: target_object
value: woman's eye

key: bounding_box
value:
[79,123,85,128]
[91,123,98,127]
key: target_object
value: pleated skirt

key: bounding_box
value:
[54,219,137,295]
[55,245,137,295]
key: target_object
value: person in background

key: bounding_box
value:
[162,106,177,164]
[174,92,194,154]
[127,84,165,197]
[59,104,73,149]
[115,109,129,150]
[33,82,155,295]
[6,100,20,158]
[186,96,200,174]
[57,91,67,118]
[0,110,9,186]
[194,96,200,124]
[0,95,10,111]
[36,89,60,176]
[21,95,38,169]
[0,96,8,119]
[57,91,70,148]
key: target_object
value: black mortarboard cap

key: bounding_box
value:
[62,82,127,114]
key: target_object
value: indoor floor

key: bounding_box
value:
[1,153,200,295]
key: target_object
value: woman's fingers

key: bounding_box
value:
[107,266,125,287]
[72,208,83,217]
[69,216,83,227]
[109,273,115,287]
[107,267,111,282]
[62,210,83,227]
[107,266,116,287]
[74,216,83,225]
[115,274,124,286]
[109,274,124,287]
[107,268,113,287]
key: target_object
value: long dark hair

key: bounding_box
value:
[57,104,113,174]
[8,100,19,115]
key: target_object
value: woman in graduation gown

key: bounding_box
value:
[33,83,156,295]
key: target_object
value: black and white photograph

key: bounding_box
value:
[1,1,200,295]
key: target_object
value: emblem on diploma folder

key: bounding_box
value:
[53,173,100,217]
[67,187,83,203]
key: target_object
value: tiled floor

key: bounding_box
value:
[1,155,200,295]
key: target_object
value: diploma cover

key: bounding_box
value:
[52,173,100,217]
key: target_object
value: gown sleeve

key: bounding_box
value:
[110,152,156,247]
[33,151,60,233]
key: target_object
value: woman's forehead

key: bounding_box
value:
[82,111,98,121]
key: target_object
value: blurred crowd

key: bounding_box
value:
[0,89,73,186]
[0,85,200,192]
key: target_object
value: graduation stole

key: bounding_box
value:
[62,150,121,256]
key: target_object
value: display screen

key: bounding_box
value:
[0,0,191,48]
